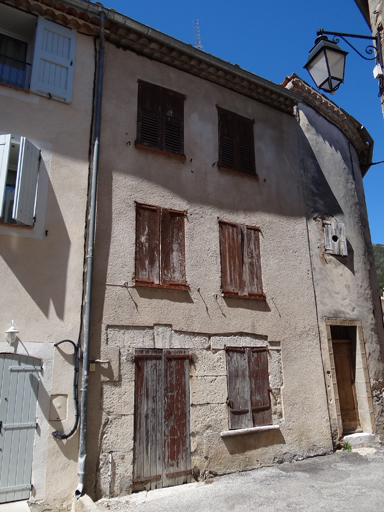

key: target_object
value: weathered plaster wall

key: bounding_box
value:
[0,28,95,505]
[296,102,384,440]
[87,43,333,498]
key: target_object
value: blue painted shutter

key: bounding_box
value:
[30,16,76,103]
[0,134,11,218]
[13,138,40,226]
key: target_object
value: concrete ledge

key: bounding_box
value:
[220,425,280,438]
[343,433,379,448]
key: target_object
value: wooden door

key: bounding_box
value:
[333,340,361,434]
[0,354,40,503]
[133,349,191,491]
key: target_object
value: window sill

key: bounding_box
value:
[222,291,266,300]
[135,142,186,161]
[135,280,189,291]
[220,425,280,438]
[217,165,259,180]
[0,82,30,95]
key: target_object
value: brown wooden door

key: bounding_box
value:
[333,340,361,434]
[133,349,191,491]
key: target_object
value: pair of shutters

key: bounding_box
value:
[135,204,187,289]
[218,107,256,176]
[30,16,76,103]
[133,349,191,490]
[219,221,264,299]
[0,134,40,226]
[137,81,185,155]
[323,220,348,256]
[226,347,272,430]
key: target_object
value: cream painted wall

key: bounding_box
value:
[0,27,95,506]
[86,43,333,497]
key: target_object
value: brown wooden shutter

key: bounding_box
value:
[237,116,255,175]
[137,81,162,149]
[218,108,236,170]
[160,209,186,287]
[248,348,272,426]
[226,348,252,429]
[163,90,184,155]
[135,204,160,285]
[245,226,264,297]
[163,349,191,484]
[133,349,163,487]
[219,221,242,296]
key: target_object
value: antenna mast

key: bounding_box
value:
[194,19,202,50]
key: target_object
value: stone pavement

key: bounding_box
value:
[96,447,384,512]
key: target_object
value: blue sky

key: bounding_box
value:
[103,0,384,244]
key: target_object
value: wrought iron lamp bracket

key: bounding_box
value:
[317,28,383,66]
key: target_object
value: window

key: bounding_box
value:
[0,134,40,226]
[226,347,272,429]
[0,4,76,103]
[323,220,348,256]
[217,107,256,176]
[135,203,188,290]
[136,81,185,156]
[219,220,265,299]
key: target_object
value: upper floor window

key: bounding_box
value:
[136,81,185,157]
[135,203,188,290]
[0,134,40,226]
[0,4,76,103]
[217,107,256,177]
[219,220,265,300]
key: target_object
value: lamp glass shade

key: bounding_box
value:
[304,37,348,93]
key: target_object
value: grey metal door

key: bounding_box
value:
[0,353,41,503]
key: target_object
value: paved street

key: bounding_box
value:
[96,447,384,512]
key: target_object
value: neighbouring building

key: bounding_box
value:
[0,0,383,508]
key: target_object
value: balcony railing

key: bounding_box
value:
[0,54,31,89]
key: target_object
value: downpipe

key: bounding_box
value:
[75,9,106,499]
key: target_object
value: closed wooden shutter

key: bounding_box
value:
[249,348,272,426]
[160,209,186,286]
[137,81,162,149]
[30,16,76,103]
[219,221,242,296]
[218,109,236,170]
[13,138,40,226]
[133,349,163,488]
[238,117,255,175]
[163,90,184,155]
[324,220,348,256]
[226,347,271,429]
[135,204,160,285]
[226,348,252,429]
[245,227,264,297]
[163,350,191,485]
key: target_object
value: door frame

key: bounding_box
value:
[324,319,375,440]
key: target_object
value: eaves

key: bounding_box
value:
[0,0,301,115]
[283,73,373,175]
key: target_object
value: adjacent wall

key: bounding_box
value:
[0,29,95,506]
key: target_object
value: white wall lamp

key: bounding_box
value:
[5,320,19,344]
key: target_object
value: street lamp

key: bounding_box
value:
[304,28,383,94]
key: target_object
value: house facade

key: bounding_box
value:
[85,6,384,500]
[0,0,383,507]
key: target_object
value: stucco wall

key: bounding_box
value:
[86,43,333,498]
[296,102,384,441]
[0,26,95,506]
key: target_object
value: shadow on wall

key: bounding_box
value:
[0,179,71,320]
[222,429,285,455]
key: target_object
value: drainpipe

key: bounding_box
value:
[75,9,106,499]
